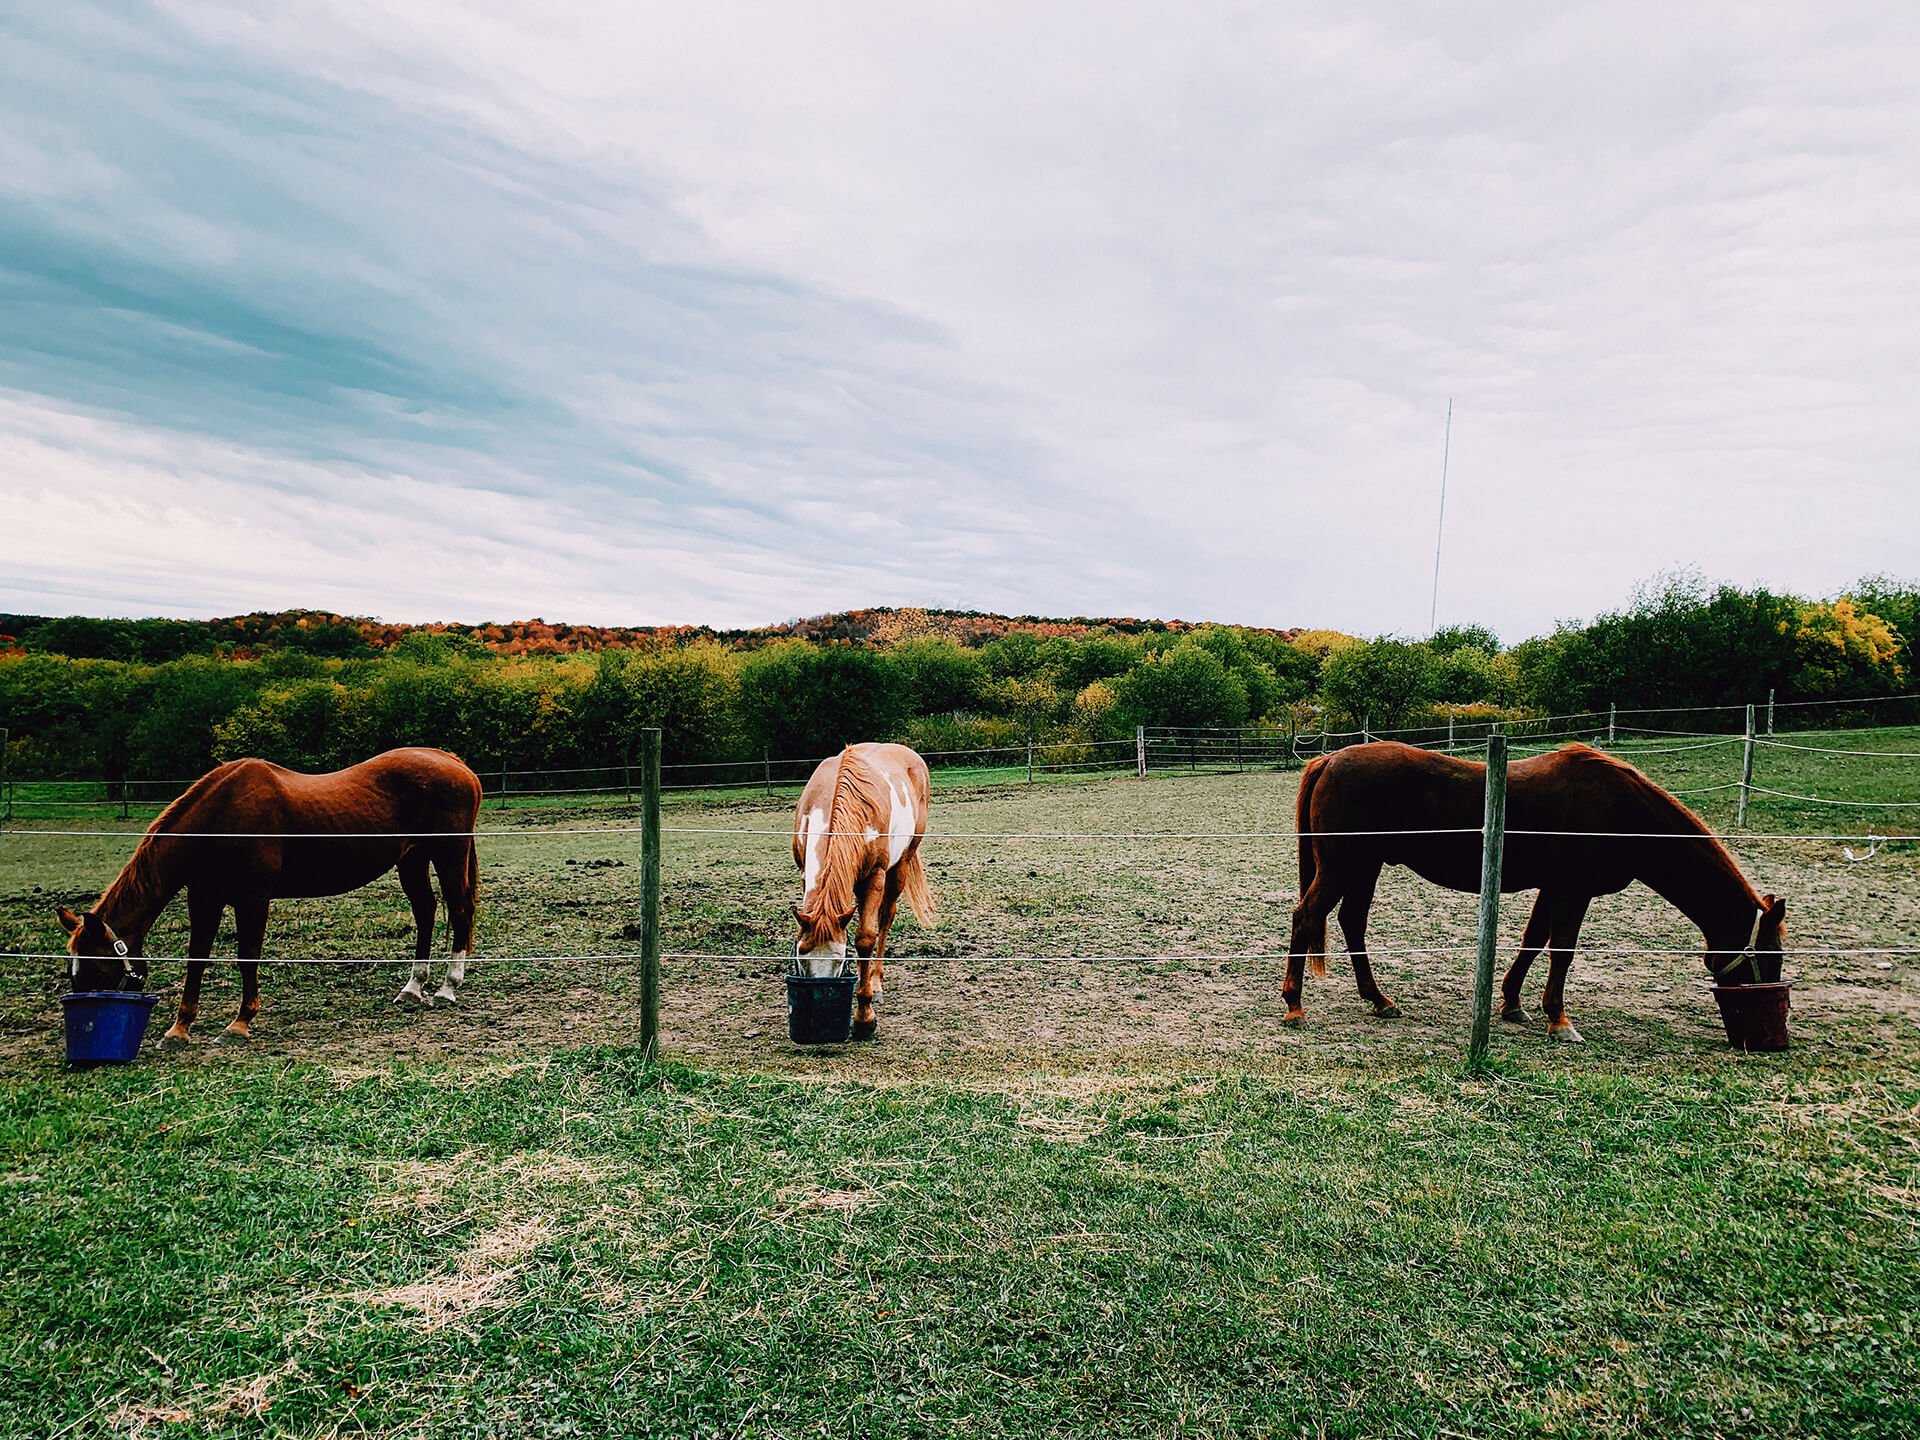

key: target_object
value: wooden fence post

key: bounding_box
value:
[1026,738,1035,784]
[1737,704,1755,828]
[1136,725,1146,780]
[1467,730,1509,1067]
[639,727,662,1062]
[1766,689,1775,736]
[1607,702,1615,746]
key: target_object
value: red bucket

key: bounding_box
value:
[1710,983,1791,1052]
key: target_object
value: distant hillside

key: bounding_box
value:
[0,606,1303,661]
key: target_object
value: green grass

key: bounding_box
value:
[3,1049,1917,1438]
[5,740,1919,1436]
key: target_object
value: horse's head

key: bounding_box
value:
[791,902,855,976]
[1711,893,1786,986]
[57,906,147,991]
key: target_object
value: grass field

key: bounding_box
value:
[2,734,1917,1436]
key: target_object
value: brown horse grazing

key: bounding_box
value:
[59,748,482,1046]
[792,743,935,1040]
[1287,741,1786,1042]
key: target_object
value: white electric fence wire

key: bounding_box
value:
[5,825,1918,841]
[1757,740,1920,759]
[10,946,1916,966]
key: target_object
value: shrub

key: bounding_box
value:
[1113,643,1250,729]
[1320,639,1436,729]
[888,637,985,716]
[737,643,911,760]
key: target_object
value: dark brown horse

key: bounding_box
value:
[1286,741,1786,1041]
[59,748,482,1046]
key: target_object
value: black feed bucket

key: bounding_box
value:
[786,972,857,1045]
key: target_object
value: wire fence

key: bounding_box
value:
[8,689,1920,819]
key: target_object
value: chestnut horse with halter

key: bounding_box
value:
[792,743,935,1040]
[1287,741,1786,1041]
[59,747,482,1046]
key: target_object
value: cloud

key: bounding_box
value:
[4,1,1918,637]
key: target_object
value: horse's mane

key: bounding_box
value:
[796,747,887,949]
[94,765,233,932]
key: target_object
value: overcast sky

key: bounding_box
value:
[4,2,1917,642]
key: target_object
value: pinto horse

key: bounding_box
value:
[1286,741,1786,1042]
[791,743,935,1040]
[59,747,482,1046]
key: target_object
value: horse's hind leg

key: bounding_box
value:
[428,843,477,1007]
[214,898,267,1046]
[1283,854,1339,1026]
[395,851,436,1007]
[1500,894,1554,1024]
[1337,864,1399,1019]
[1540,895,1592,1044]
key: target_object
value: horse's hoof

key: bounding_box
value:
[1500,1007,1531,1025]
[212,1029,251,1047]
[427,990,458,1009]
[1281,1010,1305,1028]
[395,989,425,1008]
[1548,1022,1585,1045]
[158,1032,191,1051]
[850,1019,877,1042]
[1370,1002,1402,1020]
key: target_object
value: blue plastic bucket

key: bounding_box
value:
[62,991,160,1067]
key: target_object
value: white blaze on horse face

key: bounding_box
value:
[802,948,845,977]
[885,776,917,867]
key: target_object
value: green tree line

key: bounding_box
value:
[1,575,1912,782]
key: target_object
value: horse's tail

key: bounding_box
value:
[896,846,936,926]
[1295,755,1330,978]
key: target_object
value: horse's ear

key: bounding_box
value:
[1764,895,1786,924]
[790,903,804,922]
[57,907,82,935]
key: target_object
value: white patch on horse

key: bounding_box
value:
[431,949,469,1007]
[885,776,917,868]
[802,807,828,897]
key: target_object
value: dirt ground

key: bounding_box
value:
[3,770,1916,1078]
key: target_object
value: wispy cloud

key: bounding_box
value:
[4,2,1917,636]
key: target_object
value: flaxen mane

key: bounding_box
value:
[796,747,889,951]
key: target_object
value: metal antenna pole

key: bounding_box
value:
[1429,398,1452,635]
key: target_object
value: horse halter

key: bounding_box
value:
[70,935,138,987]
[1709,908,1768,983]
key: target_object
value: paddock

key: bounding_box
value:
[5,741,1920,1436]
[4,752,1915,1073]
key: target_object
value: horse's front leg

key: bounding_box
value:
[850,870,890,1041]
[213,898,268,1046]
[1500,893,1554,1024]
[161,890,224,1049]
[1337,864,1399,1018]
[1539,895,1593,1044]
